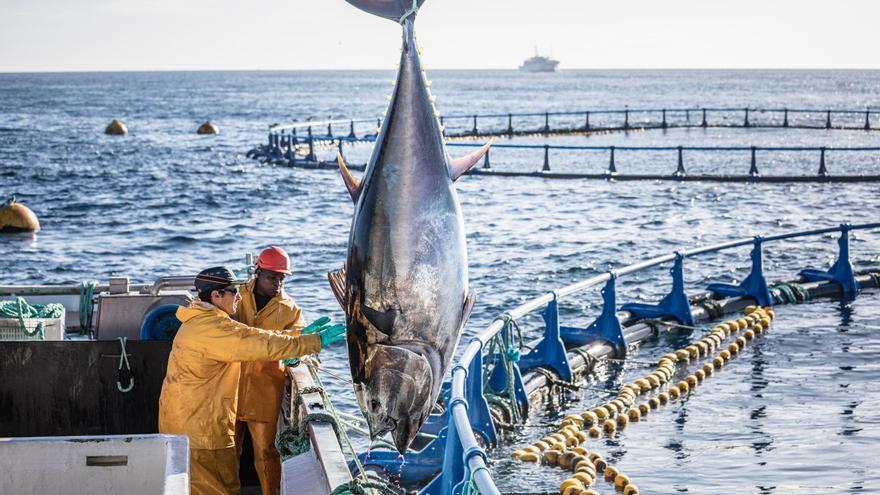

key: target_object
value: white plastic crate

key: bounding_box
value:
[0,309,66,341]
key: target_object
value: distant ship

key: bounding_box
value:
[519,47,559,73]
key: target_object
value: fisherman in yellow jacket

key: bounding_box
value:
[232,246,303,495]
[158,266,344,495]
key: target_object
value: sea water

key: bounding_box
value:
[1,70,879,493]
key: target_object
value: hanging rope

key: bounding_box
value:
[116,337,134,393]
[79,280,97,335]
[484,314,527,424]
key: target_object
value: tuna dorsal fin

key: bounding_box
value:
[337,152,362,203]
[459,289,477,332]
[449,140,493,181]
[327,267,347,311]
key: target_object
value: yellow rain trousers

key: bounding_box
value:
[158,302,321,495]
[232,280,306,495]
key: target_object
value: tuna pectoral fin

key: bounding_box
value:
[362,305,399,336]
[337,152,362,203]
[460,289,477,331]
[449,140,493,181]
[327,268,347,310]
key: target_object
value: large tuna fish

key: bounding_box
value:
[328,0,491,453]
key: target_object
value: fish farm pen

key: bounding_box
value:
[248,106,880,182]
[324,222,879,495]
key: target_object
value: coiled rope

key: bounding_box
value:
[770,282,810,304]
[0,297,63,339]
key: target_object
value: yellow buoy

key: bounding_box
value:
[674,349,690,361]
[616,414,629,429]
[657,392,670,405]
[604,466,619,481]
[593,458,607,472]
[603,419,616,435]
[703,363,714,376]
[713,356,725,369]
[105,119,128,135]
[511,449,525,459]
[559,452,577,469]
[614,473,631,489]
[628,407,642,421]
[573,472,595,486]
[624,484,640,495]
[560,479,584,495]
[638,403,650,416]
[571,447,588,456]
[648,397,661,409]
[686,375,698,388]
[593,406,610,420]
[729,342,740,355]
[524,445,541,454]
[720,350,732,361]
[581,411,599,426]
[588,426,601,438]
[520,452,540,462]
[668,386,681,400]
[197,121,220,135]
[575,459,595,474]
[543,449,560,465]
[0,197,40,233]
[694,369,706,382]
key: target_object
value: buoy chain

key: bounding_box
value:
[510,305,775,495]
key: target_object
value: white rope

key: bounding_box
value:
[399,0,419,24]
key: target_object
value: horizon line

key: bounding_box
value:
[2,67,880,75]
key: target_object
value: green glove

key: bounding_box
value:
[302,316,332,335]
[318,324,346,347]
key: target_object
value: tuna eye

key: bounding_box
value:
[371,399,381,411]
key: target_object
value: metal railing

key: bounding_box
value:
[447,222,880,494]
[265,106,879,139]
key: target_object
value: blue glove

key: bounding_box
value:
[318,324,346,347]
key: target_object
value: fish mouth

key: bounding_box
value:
[355,344,436,452]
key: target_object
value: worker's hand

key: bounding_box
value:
[282,355,321,368]
[318,324,346,348]
[301,317,332,335]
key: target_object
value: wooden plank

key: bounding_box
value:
[285,365,352,494]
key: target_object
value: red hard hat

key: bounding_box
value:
[255,246,292,274]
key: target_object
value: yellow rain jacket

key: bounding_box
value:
[233,280,306,422]
[158,302,321,450]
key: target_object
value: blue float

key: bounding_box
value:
[800,224,860,298]
[707,236,773,307]
[518,294,574,382]
[560,274,627,358]
[621,253,695,326]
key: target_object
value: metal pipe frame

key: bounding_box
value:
[449,222,880,495]
[267,107,877,135]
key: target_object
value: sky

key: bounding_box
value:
[1,0,878,72]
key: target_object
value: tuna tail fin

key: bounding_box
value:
[345,0,426,23]
[449,140,493,181]
[327,267,347,311]
[337,152,362,203]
